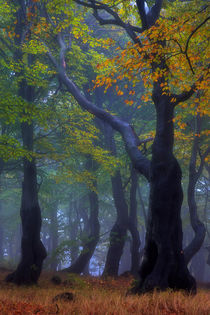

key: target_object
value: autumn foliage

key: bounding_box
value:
[94,3,208,118]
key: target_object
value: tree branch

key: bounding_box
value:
[171,83,196,106]
[46,33,151,180]
[74,0,143,44]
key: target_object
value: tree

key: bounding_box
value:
[184,114,209,264]
[1,1,48,284]
[41,0,209,293]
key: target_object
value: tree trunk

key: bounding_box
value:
[83,261,90,276]
[129,166,141,276]
[6,95,47,284]
[64,181,100,274]
[135,89,196,293]
[103,128,128,276]
[184,114,206,264]
[5,2,47,283]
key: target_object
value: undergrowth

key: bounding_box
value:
[0,271,209,315]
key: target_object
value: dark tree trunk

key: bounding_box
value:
[64,181,100,274]
[5,3,46,283]
[135,89,196,293]
[103,220,127,277]
[184,114,206,264]
[12,225,21,264]
[129,166,141,276]
[103,128,128,276]
[6,94,46,284]
[83,261,90,276]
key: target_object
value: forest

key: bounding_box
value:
[0,0,209,314]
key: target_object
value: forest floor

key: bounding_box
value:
[0,269,209,315]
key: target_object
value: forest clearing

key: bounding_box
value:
[0,270,209,315]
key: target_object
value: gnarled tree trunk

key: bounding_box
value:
[135,87,196,293]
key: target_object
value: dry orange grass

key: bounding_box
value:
[0,270,209,315]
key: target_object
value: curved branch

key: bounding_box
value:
[171,83,196,106]
[183,16,210,74]
[46,35,150,180]
[185,16,210,57]
[74,0,143,44]
[58,68,151,180]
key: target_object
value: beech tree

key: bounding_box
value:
[40,0,209,293]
